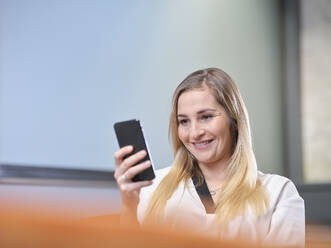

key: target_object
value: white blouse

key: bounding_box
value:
[137,166,305,247]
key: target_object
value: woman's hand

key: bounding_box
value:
[114,146,153,209]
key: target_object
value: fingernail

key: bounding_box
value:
[140,150,147,155]
[145,161,151,166]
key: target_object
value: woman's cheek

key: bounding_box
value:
[178,128,187,143]
[177,127,185,142]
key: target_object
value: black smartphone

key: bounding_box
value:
[113,119,155,182]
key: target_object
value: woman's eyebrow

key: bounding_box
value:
[177,109,217,117]
[197,108,217,114]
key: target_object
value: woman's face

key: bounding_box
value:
[177,87,233,167]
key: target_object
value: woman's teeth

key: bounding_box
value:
[193,140,213,149]
[196,140,211,145]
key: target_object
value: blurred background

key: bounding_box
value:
[0,0,330,232]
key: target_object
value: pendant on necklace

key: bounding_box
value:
[209,186,222,196]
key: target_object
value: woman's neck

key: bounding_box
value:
[198,158,229,187]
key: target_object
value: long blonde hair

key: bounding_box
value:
[144,68,269,224]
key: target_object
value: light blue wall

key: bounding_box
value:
[0,0,283,175]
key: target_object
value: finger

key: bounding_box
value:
[114,146,133,166]
[117,150,147,175]
[117,160,151,183]
[120,180,153,193]
[124,160,151,181]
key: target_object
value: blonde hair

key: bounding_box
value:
[144,68,269,225]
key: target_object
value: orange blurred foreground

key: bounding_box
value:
[1,210,330,248]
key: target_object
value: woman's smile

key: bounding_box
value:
[192,139,214,150]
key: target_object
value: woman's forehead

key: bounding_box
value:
[177,88,221,114]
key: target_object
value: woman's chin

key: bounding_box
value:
[193,156,215,165]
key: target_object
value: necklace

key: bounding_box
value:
[209,186,222,196]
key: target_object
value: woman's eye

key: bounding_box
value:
[178,119,188,125]
[201,114,213,120]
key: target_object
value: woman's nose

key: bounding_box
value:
[190,122,205,139]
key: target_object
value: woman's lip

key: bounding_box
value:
[192,139,214,150]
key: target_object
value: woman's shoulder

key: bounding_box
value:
[151,166,171,185]
[257,173,305,247]
[140,166,171,196]
[137,166,172,223]
[154,166,172,178]
[258,170,292,186]
[257,171,303,203]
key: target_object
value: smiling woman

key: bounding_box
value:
[114,68,305,247]
[176,88,234,202]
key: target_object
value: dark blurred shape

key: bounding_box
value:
[1,210,330,248]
